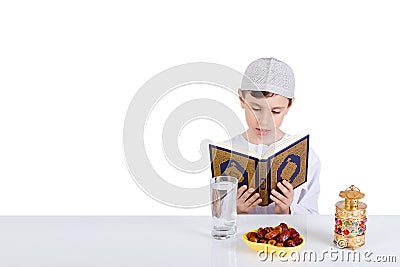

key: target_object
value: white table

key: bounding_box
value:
[0,215,398,266]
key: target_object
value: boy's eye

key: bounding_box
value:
[252,107,261,111]
[272,111,281,114]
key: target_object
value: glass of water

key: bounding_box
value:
[210,176,238,240]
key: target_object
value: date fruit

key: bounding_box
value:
[246,222,303,248]
[277,230,290,243]
[289,228,299,239]
[265,229,280,239]
[284,240,296,247]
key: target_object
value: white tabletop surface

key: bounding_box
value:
[0,215,398,266]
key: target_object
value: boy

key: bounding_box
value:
[229,58,320,215]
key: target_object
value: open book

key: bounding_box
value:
[209,134,309,206]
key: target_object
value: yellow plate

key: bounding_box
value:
[242,229,305,255]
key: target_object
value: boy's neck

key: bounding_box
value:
[243,129,286,146]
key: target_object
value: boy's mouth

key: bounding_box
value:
[255,128,271,136]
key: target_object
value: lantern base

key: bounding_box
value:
[334,233,365,249]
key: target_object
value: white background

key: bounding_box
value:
[1,0,399,215]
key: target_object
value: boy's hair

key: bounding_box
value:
[242,90,293,107]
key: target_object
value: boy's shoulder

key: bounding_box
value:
[226,133,246,146]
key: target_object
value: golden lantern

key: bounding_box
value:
[334,185,367,249]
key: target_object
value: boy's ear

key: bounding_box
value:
[238,88,245,109]
[283,97,295,115]
[288,97,295,108]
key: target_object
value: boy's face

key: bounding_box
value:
[238,89,292,145]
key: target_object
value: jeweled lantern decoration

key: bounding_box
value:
[334,185,367,249]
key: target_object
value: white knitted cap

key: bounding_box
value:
[241,58,295,98]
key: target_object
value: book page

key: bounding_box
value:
[261,134,308,159]
[212,140,261,159]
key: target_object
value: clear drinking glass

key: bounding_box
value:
[210,176,238,239]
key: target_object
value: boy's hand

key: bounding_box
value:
[237,185,262,214]
[270,180,294,214]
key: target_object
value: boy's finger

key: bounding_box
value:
[249,198,263,209]
[245,192,260,206]
[270,194,285,206]
[277,182,289,196]
[282,180,293,193]
[271,189,288,204]
[237,185,247,199]
[238,187,255,202]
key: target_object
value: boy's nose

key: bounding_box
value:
[256,112,274,126]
